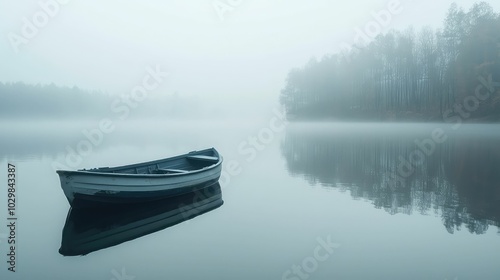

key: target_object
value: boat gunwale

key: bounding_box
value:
[56,148,222,178]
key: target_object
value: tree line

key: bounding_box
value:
[0,82,203,120]
[280,2,500,121]
[0,82,110,119]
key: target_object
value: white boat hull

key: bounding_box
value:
[56,148,223,208]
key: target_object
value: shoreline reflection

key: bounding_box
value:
[281,125,500,234]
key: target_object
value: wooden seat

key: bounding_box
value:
[156,168,189,174]
[186,155,218,162]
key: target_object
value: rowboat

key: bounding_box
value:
[56,148,223,208]
[59,183,223,256]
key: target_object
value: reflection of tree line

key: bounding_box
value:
[441,139,500,234]
[281,128,500,234]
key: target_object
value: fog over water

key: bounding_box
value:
[2,1,500,279]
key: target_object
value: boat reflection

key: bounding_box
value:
[59,182,223,256]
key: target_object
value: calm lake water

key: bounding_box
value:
[1,120,500,280]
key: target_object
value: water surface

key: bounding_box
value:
[1,121,499,280]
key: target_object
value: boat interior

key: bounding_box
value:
[149,155,219,175]
[88,149,220,175]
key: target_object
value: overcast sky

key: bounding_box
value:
[1,0,498,103]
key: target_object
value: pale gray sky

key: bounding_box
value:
[1,0,498,103]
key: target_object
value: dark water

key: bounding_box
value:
[1,120,500,280]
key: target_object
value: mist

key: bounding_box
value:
[3,2,500,279]
[2,0,500,122]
